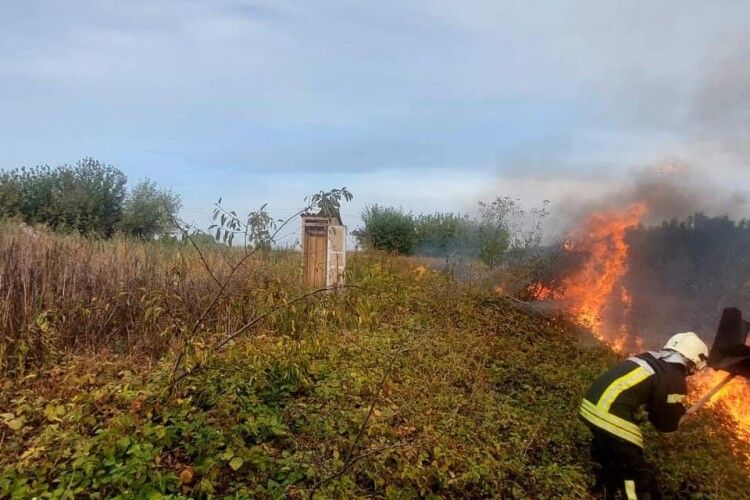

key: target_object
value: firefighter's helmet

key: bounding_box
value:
[664,332,709,372]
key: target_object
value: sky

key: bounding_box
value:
[1,1,749,243]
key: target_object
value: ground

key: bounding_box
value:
[1,247,749,499]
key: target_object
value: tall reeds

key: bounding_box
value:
[0,222,302,376]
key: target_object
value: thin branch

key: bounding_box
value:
[168,196,341,388]
[307,348,404,499]
[177,214,237,267]
[169,285,348,389]
[306,440,414,498]
[520,422,542,461]
[171,217,223,287]
[215,286,332,351]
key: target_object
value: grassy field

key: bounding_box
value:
[1,224,749,498]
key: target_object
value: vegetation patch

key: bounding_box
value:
[1,236,748,498]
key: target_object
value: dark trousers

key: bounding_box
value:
[587,426,662,499]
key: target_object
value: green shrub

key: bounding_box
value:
[355,205,417,254]
[413,213,478,257]
[118,179,182,239]
[0,159,180,239]
[355,199,549,268]
[0,158,127,236]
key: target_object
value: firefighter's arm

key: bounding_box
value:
[648,383,687,432]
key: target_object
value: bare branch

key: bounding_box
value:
[172,217,223,288]
[306,344,408,499]
[169,285,354,389]
[306,439,414,498]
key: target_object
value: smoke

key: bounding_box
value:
[555,162,749,233]
[532,159,750,351]
[690,49,750,137]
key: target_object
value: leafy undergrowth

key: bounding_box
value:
[1,255,749,499]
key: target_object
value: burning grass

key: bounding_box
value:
[1,225,749,497]
[527,202,750,467]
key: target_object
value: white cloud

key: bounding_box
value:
[0,0,748,224]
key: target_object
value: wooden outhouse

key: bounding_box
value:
[301,214,347,289]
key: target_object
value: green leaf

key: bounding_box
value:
[229,457,244,471]
[7,418,23,430]
[43,404,65,422]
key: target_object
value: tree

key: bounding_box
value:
[354,205,416,254]
[308,187,353,220]
[52,158,127,236]
[119,179,182,239]
[476,198,513,267]
[411,212,478,258]
[475,197,549,268]
[0,158,127,236]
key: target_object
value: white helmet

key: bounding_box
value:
[664,332,709,371]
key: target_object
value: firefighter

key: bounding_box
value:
[580,332,709,499]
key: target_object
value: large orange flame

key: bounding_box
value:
[535,202,749,452]
[693,370,750,448]
[557,202,646,348]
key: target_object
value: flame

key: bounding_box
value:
[531,201,750,453]
[557,202,646,347]
[693,369,750,447]
[527,282,558,300]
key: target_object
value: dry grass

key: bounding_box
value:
[0,222,303,376]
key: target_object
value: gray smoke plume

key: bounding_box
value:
[547,163,750,351]
[555,163,749,233]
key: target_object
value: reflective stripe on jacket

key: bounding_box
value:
[580,352,687,447]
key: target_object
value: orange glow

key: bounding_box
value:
[533,201,750,453]
[527,282,559,300]
[693,369,750,450]
[558,203,646,347]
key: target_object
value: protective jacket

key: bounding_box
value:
[580,352,688,447]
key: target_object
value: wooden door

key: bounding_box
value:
[303,218,329,288]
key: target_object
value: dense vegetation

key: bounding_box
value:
[1,225,749,498]
[624,213,750,340]
[353,198,549,268]
[0,159,180,238]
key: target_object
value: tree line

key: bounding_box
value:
[353,198,550,268]
[623,213,750,339]
[0,158,181,239]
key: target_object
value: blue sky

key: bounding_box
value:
[1,1,749,242]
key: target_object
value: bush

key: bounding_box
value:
[119,179,182,239]
[355,199,549,269]
[355,205,416,254]
[0,158,127,236]
[413,212,478,257]
[0,159,181,239]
